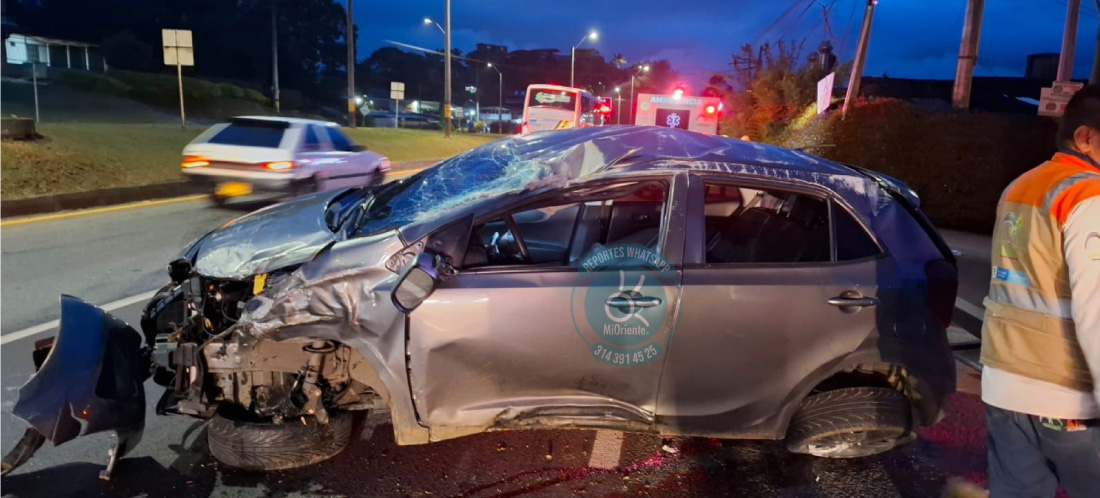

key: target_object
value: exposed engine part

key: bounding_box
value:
[300,341,337,424]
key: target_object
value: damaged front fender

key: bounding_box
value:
[11,295,148,449]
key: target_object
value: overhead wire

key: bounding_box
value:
[750,0,817,47]
[837,0,860,60]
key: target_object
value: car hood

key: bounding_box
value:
[186,189,351,279]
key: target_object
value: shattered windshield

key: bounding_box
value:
[354,139,554,236]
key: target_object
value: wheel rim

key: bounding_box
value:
[804,429,903,458]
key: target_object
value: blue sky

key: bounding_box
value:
[352,0,1098,82]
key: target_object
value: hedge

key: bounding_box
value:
[782,99,1058,233]
[106,70,268,107]
[58,71,132,97]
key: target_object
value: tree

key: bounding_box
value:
[707,41,829,142]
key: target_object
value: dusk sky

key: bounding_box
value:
[351,0,1099,84]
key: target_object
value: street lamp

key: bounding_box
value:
[423,17,445,35]
[570,30,598,88]
[629,64,649,125]
[487,62,503,133]
[613,87,622,125]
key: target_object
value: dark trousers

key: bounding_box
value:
[987,404,1100,497]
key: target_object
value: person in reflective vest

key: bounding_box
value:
[981,84,1100,497]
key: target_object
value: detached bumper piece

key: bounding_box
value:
[4,295,149,480]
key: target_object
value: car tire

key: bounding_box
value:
[207,410,352,471]
[210,193,229,207]
[785,387,914,458]
[292,176,321,197]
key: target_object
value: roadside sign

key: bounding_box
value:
[1038,81,1083,117]
[817,72,835,115]
[390,82,406,100]
[162,29,194,128]
[162,29,194,67]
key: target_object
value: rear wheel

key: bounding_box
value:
[785,387,914,458]
[207,410,352,471]
[210,193,229,207]
[290,176,320,198]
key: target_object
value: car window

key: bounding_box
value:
[463,182,667,269]
[325,127,356,152]
[833,201,882,260]
[703,182,830,264]
[206,120,287,148]
[301,125,324,151]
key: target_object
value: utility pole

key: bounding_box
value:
[1057,0,1081,82]
[1093,0,1100,84]
[952,0,986,109]
[444,0,452,137]
[842,0,876,117]
[271,1,280,113]
[346,0,356,127]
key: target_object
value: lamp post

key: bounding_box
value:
[570,30,598,88]
[423,17,445,35]
[614,87,622,125]
[487,62,503,133]
[629,64,649,125]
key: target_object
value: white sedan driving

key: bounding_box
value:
[181,116,390,205]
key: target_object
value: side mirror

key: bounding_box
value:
[392,252,441,313]
[351,144,368,152]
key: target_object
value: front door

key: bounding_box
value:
[408,176,686,435]
[655,176,894,437]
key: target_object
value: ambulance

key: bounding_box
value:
[634,90,722,135]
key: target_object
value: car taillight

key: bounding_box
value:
[181,156,209,168]
[263,161,295,171]
[925,259,959,329]
[378,159,391,172]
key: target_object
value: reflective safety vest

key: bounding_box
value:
[981,152,1100,393]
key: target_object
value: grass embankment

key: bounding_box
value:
[1,124,501,199]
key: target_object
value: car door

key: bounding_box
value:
[323,126,380,187]
[407,175,687,434]
[655,174,896,438]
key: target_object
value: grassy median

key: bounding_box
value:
[1,124,501,199]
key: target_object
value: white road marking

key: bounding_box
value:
[0,289,159,346]
[588,430,624,470]
[955,297,985,321]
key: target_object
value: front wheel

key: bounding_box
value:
[785,387,914,458]
[207,410,353,471]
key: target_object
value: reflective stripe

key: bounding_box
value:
[1042,172,1098,211]
[987,283,1073,320]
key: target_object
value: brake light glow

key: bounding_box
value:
[263,161,295,171]
[599,104,611,114]
[181,156,209,168]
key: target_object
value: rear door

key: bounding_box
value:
[655,175,896,437]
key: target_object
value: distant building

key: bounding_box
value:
[475,43,507,57]
[3,32,106,78]
[1026,53,1059,81]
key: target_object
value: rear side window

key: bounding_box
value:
[703,182,830,264]
[325,127,355,152]
[833,201,882,260]
[302,125,323,151]
[207,121,286,148]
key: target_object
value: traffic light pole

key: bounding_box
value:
[842,0,876,117]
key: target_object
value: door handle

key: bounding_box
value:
[828,294,879,308]
[606,295,662,309]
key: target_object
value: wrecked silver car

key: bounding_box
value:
[3,126,959,474]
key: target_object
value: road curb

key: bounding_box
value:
[1,181,205,219]
[0,160,441,219]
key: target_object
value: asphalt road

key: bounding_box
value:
[0,192,995,497]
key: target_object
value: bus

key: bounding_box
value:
[521,84,604,135]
